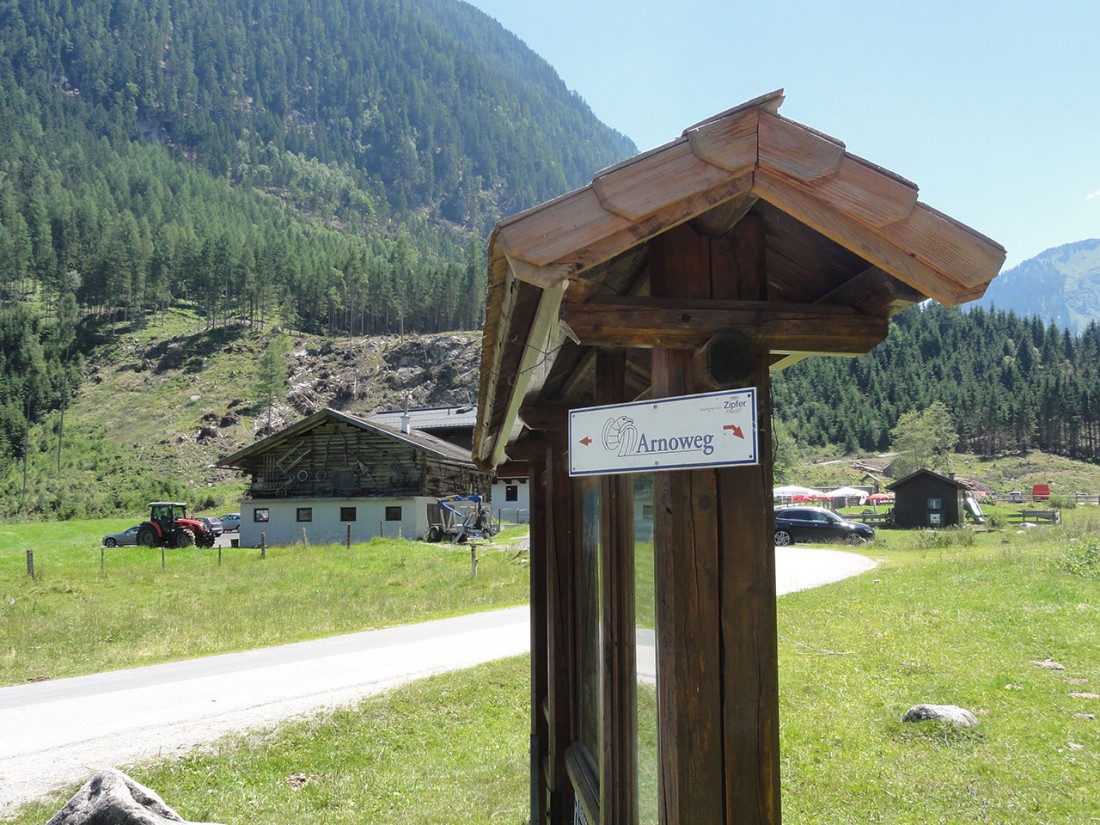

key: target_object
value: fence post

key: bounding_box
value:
[26,549,34,578]
[470,545,478,578]
[302,527,309,547]
[161,547,165,571]
[218,545,222,566]
[260,533,266,559]
[347,524,352,550]
[100,546,105,572]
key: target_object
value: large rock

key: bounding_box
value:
[902,703,979,727]
[46,769,223,825]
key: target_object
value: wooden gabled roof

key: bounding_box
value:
[474,90,1006,469]
[217,407,476,471]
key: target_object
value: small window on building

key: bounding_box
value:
[642,504,654,519]
[385,506,402,521]
[927,497,942,510]
[505,485,518,502]
[340,507,357,522]
[254,508,270,523]
[297,508,313,523]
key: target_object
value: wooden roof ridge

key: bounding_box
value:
[474,91,1007,469]
[217,407,476,469]
[489,89,1005,305]
[887,468,970,490]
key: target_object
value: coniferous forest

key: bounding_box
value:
[772,303,1100,462]
[0,0,634,467]
[2,0,1100,498]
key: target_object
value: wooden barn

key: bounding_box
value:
[472,91,1004,825]
[216,407,488,546]
[887,468,969,528]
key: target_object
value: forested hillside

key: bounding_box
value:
[0,0,634,477]
[773,303,1100,462]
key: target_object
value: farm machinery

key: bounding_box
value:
[427,494,494,543]
[136,502,215,548]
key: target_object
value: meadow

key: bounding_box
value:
[0,520,530,686]
[2,516,1098,823]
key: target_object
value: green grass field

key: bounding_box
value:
[0,520,530,686]
[3,516,1098,823]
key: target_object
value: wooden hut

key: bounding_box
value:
[472,90,1004,825]
[888,468,969,528]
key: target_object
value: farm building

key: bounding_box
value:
[216,407,489,547]
[368,404,531,521]
[473,90,1004,824]
[887,468,972,528]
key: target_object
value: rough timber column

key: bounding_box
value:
[650,218,781,825]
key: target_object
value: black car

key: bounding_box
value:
[774,506,874,546]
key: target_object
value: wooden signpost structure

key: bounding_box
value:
[473,91,1004,825]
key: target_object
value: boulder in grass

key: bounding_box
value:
[902,704,979,727]
[46,769,223,825]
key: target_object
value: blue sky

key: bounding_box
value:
[461,0,1099,269]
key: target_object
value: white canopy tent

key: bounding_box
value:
[773,484,822,498]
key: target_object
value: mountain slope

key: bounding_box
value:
[2,0,634,224]
[976,239,1100,333]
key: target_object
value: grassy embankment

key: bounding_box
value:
[4,513,1098,823]
[0,520,530,686]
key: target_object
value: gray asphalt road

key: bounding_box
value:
[0,546,875,815]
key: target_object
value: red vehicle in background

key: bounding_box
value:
[1032,484,1051,501]
[136,502,215,548]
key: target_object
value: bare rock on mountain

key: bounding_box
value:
[46,769,223,825]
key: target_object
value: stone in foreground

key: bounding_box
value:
[902,703,979,727]
[47,769,223,825]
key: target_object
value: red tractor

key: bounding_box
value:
[136,502,215,548]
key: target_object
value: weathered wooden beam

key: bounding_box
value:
[545,429,576,825]
[596,350,637,825]
[693,331,759,390]
[816,264,924,318]
[559,297,888,354]
[527,451,550,825]
[718,350,781,823]
[520,405,572,432]
[650,220,781,825]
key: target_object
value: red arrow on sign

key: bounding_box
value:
[579,436,593,446]
[723,424,744,439]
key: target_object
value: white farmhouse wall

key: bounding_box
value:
[491,476,530,524]
[238,496,435,547]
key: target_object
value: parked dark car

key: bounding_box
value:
[774,506,874,546]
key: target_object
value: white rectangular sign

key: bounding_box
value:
[568,388,759,476]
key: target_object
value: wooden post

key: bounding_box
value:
[302,527,309,547]
[218,545,222,566]
[348,525,353,549]
[260,533,266,559]
[161,547,166,571]
[100,546,105,572]
[25,549,34,578]
[526,448,550,825]
[596,349,638,825]
[650,219,781,825]
[470,545,478,578]
[545,427,577,825]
